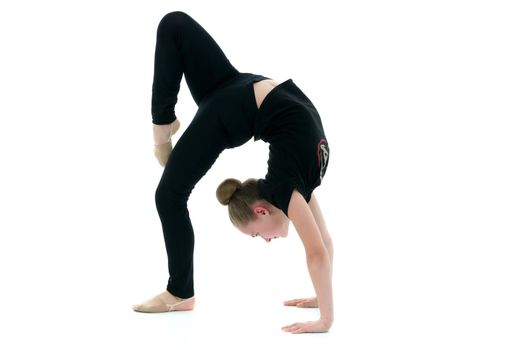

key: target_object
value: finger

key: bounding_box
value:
[291,327,305,334]
[283,299,301,305]
[291,322,314,334]
[282,323,302,332]
[284,322,300,328]
[298,302,314,308]
[284,327,300,333]
[289,298,308,303]
[288,299,310,306]
[288,324,305,332]
[289,325,305,333]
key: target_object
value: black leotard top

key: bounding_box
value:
[196,72,330,217]
[252,78,330,217]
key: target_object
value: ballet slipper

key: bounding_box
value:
[132,290,195,313]
[153,119,181,167]
[154,142,173,167]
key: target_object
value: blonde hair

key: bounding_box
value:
[216,178,260,227]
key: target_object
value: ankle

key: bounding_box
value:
[153,119,180,145]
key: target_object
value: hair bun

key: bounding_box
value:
[216,178,242,205]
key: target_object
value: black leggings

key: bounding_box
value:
[151,11,269,298]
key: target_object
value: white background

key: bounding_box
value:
[0,0,524,349]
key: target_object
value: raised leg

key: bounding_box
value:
[151,11,239,125]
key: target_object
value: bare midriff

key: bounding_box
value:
[253,79,279,109]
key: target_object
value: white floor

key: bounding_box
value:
[1,1,524,349]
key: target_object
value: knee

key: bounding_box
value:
[155,183,190,209]
[158,11,190,31]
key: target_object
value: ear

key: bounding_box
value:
[254,206,269,216]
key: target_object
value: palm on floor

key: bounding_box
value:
[283,297,318,308]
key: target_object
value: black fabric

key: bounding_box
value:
[150,11,329,298]
[255,79,330,217]
[151,11,269,298]
[151,10,258,125]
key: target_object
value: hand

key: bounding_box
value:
[283,297,318,308]
[281,318,331,334]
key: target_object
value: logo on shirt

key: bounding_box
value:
[317,138,329,181]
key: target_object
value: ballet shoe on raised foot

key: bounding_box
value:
[153,119,181,167]
[132,290,195,313]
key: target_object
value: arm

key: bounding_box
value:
[308,192,333,275]
[283,190,334,332]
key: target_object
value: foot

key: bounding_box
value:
[153,119,181,167]
[132,290,195,313]
[153,119,181,146]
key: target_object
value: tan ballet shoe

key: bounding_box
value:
[154,142,173,167]
[132,290,195,313]
[153,119,181,167]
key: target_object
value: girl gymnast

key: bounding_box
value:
[132,11,333,334]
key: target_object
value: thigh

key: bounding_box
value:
[158,11,239,104]
[158,107,229,195]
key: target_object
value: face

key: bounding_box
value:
[236,203,290,243]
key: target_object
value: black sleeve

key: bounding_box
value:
[271,180,309,217]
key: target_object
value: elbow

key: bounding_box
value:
[306,248,330,264]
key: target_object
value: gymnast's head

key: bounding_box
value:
[216,178,290,243]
